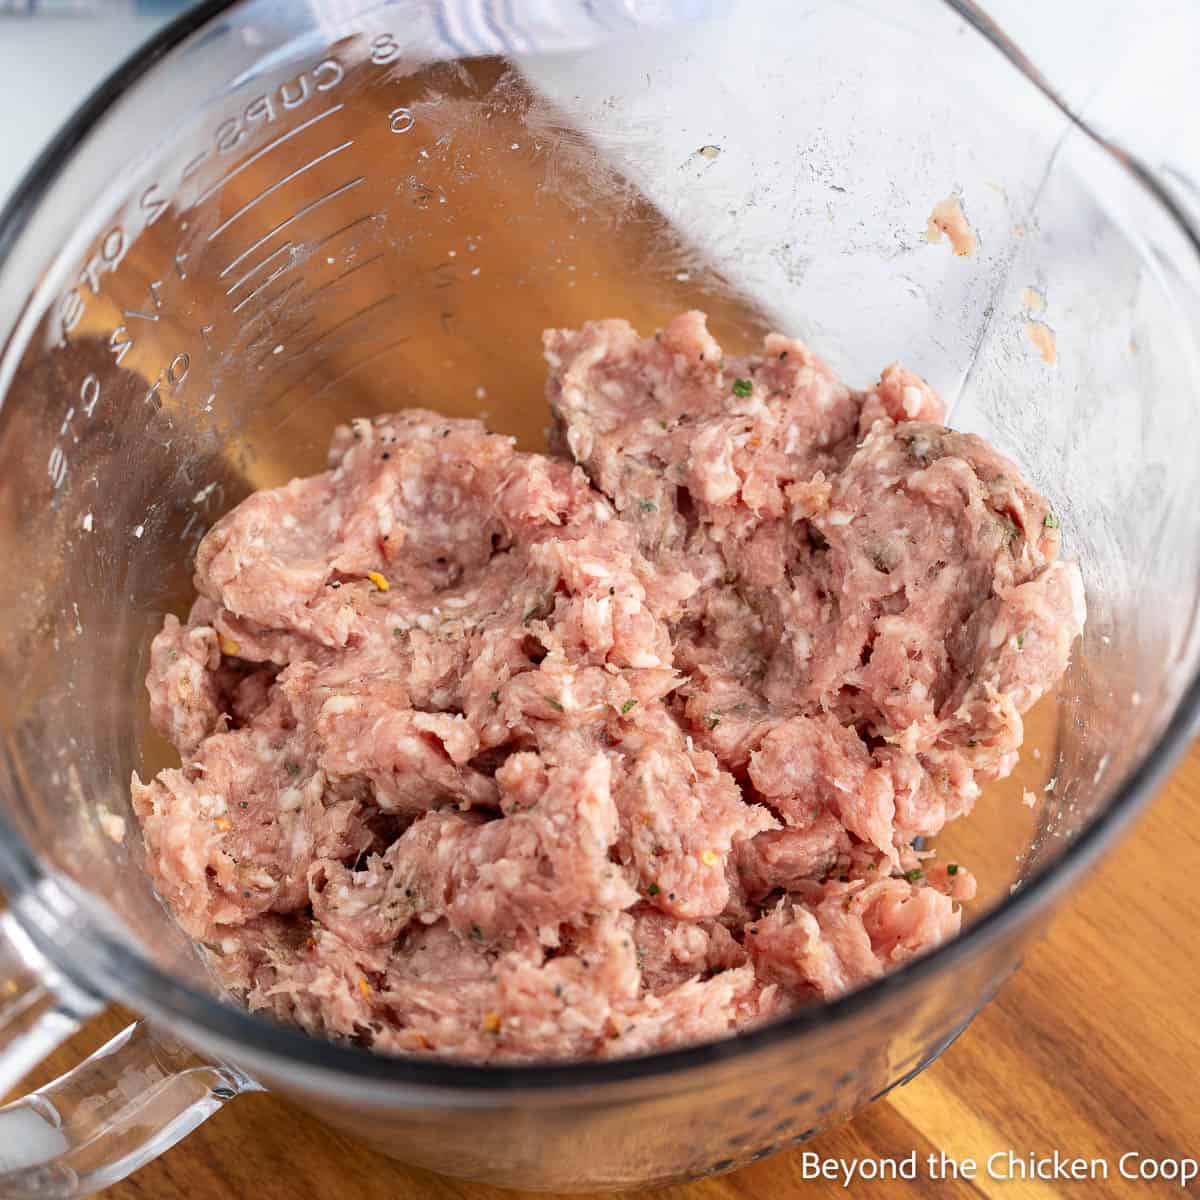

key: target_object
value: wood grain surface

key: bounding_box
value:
[20,736,1191,1200]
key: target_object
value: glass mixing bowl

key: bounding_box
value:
[1,0,1198,1194]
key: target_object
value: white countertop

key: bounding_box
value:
[0,12,169,208]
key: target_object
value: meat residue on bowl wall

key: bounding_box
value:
[925,193,977,257]
[1019,287,1057,365]
[1020,287,1046,315]
[1025,321,1058,365]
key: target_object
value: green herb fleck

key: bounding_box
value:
[904,868,924,883]
[621,698,638,715]
[866,861,877,871]
[1043,510,1059,529]
[646,882,661,896]
[1016,630,1027,649]
[392,626,404,637]
[284,761,300,778]
[947,863,960,876]
[489,691,500,705]
[639,499,657,513]
[658,419,668,431]
[732,377,753,398]
[704,713,721,730]
[546,697,564,712]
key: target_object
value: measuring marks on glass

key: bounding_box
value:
[198,101,364,328]
[189,102,346,213]
[206,138,357,245]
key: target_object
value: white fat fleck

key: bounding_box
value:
[1022,789,1037,808]
[220,938,240,954]
[289,821,309,858]
[1043,775,1057,792]
[81,511,93,532]
[323,696,357,715]
[627,650,660,668]
[199,792,228,816]
[1032,747,1042,760]
[416,613,436,632]
[565,424,592,462]
[783,424,801,456]
[1092,752,1110,784]
[133,524,145,539]
[1131,690,1142,707]
[909,680,927,701]
[729,394,766,418]
[544,349,562,368]
[792,629,812,661]
[1059,561,1087,631]
[901,386,924,418]
[826,510,851,526]
[577,558,612,581]
[685,735,694,753]
[401,477,427,504]
[97,807,126,843]
[278,786,303,813]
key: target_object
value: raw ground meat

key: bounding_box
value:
[134,310,1084,1061]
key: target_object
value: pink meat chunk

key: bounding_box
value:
[136,311,1083,1061]
[747,877,962,1000]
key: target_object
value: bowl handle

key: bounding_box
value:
[0,911,260,1198]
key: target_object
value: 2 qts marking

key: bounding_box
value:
[46,373,101,492]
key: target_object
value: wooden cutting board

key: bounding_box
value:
[22,735,1191,1200]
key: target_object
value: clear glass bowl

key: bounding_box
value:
[0,0,1198,1194]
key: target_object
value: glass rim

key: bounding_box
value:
[0,0,1197,1095]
